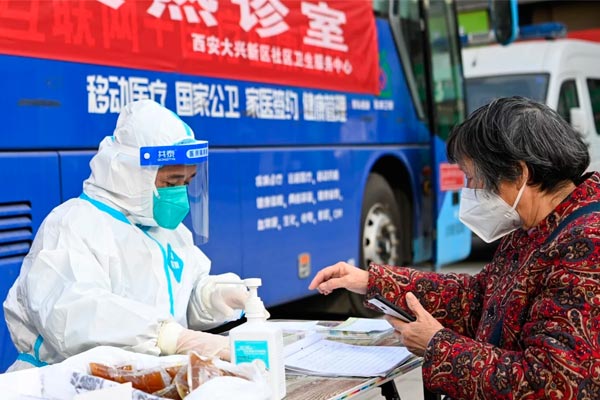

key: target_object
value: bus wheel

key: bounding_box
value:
[350,173,408,316]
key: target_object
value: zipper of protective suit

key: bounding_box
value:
[80,193,176,316]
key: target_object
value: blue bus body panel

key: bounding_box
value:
[59,152,95,200]
[0,153,61,371]
[196,150,244,277]
[0,22,425,150]
[231,146,429,305]
[236,148,359,305]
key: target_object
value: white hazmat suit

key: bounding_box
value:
[3,100,247,371]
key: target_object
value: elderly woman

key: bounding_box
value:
[309,97,600,399]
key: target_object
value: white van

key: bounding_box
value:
[462,39,600,171]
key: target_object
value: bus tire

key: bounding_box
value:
[350,173,410,316]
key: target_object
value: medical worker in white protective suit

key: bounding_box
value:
[3,99,250,371]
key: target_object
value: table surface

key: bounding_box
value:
[280,325,422,400]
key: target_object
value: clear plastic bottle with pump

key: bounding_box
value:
[229,278,286,400]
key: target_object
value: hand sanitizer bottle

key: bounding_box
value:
[229,278,286,400]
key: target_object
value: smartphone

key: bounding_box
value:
[367,295,416,322]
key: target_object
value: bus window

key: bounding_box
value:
[387,0,428,120]
[398,0,428,120]
[425,0,471,268]
[427,0,465,139]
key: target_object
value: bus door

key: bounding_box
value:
[424,0,470,269]
[391,0,470,269]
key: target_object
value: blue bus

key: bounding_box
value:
[0,0,473,370]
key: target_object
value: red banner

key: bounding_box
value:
[0,0,379,94]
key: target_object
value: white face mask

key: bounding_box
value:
[459,179,527,243]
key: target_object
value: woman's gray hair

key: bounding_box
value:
[447,96,590,193]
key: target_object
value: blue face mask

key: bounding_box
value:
[153,186,190,229]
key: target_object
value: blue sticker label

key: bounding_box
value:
[140,142,208,166]
[233,340,270,369]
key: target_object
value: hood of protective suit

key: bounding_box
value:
[83,100,198,226]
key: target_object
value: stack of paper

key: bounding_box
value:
[283,333,411,378]
[325,317,393,340]
[267,317,393,339]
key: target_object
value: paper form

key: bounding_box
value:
[284,333,411,377]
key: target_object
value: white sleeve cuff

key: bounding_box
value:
[199,273,243,315]
[157,321,185,355]
[200,276,218,313]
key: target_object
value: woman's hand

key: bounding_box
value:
[308,261,369,295]
[384,292,444,356]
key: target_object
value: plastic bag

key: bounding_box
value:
[187,376,270,400]
[41,346,271,399]
[186,359,271,400]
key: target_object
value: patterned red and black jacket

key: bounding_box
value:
[365,172,600,399]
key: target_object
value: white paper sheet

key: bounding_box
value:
[328,317,392,333]
[284,333,411,377]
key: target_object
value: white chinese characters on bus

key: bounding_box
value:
[246,88,299,120]
[176,81,240,118]
[255,174,284,187]
[257,216,279,231]
[254,168,345,232]
[303,92,347,122]
[87,75,167,114]
[232,0,289,38]
[147,0,218,26]
[301,2,348,52]
[256,194,285,209]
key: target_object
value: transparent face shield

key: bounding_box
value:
[140,141,209,244]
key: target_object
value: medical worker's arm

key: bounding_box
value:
[25,247,169,358]
[24,240,231,361]
[157,321,229,360]
[21,218,227,359]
